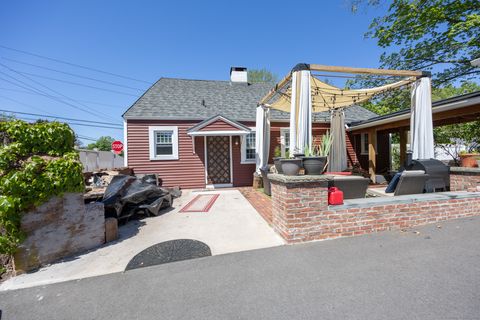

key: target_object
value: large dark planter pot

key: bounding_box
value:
[273,157,283,174]
[280,159,302,176]
[293,153,305,159]
[259,169,271,196]
[302,156,327,175]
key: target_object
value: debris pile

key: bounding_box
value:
[84,169,181,220]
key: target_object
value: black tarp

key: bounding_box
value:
[102,175,178,220]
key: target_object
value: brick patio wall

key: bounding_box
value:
[269,174,480,244]
[14,193,105,273]
[450,167,480,191]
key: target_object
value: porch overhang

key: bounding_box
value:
[187,115,252,136]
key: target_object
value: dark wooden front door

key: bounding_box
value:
[206,136,231,185]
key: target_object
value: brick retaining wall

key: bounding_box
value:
[269,174,480,244]
[450,167,480,191]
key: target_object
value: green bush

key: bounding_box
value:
[0,120,84,255]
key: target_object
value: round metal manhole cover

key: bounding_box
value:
[125,239,212,271]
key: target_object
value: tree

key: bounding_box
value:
[248,69,278,83]
[86,136,115,151]
[357,0,480,86]
[347,0,480,115]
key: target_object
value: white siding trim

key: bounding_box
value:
[123,119,128,167]
[241,127,256,164]
[148,126,179,160]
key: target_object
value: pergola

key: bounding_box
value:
[255,63,433,182]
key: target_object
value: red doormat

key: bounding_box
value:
[179,194,220,213]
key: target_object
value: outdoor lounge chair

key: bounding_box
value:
[330,175,370,199]
[393,170,429,196]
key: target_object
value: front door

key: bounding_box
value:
[206,136,231,185]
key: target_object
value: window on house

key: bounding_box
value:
[155,131,173,155]
[149,126,179,160]
[281,129,290,157]
[241,130,256,163]
[360,133,377,155]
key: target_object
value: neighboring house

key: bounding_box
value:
[122,67,385,189]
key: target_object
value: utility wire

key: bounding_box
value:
[0,108,123,127]
[13,116,123,130]
[13,69,140,97]
[2,57,145,91]
[0,87,125,108]
[0,45,151,84]
[0,71,110,120]
[0,63,112,119]
[77,135,97,141]
[0,94,56,116]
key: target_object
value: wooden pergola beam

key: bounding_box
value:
[259,63,428,106]
[258,72,292,105]
[305,64,427,78]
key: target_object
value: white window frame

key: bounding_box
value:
[241,128,256,164]
[280,128,290,158]
[149,126,179,160]
[360,132,377,155]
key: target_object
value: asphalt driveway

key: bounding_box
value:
[2,216,480,320]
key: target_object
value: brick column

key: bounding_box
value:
[269,174,330,243]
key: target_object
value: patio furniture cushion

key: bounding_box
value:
[394,171,429,196]
[385,172,402,193]
[330,176,370,199]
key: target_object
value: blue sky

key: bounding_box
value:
[0,0,389,145]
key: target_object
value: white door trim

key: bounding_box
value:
[204,136,233,188]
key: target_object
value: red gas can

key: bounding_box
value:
[328,187,344,205]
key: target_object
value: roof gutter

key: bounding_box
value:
[349,95,480,132]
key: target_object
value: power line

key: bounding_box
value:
[0,108,123,127]
[0,63,112,119]
[0,45,151,84]
[12,116,123,130]
[2,57,145,91]
[0,94,56,116]
[13,69,140,97]
[0,86,125,108]
[77,135,97,141]
[0,71,110,120]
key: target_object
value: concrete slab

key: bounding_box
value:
[1,189,284,291]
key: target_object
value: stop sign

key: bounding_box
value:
[111,140,124,154]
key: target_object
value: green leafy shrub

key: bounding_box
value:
[0,120,84,255]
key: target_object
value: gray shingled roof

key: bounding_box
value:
[123,78,378,123]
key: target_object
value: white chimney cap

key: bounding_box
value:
[230,67,248,82]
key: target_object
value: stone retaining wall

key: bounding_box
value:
[269,174,480,244]
[14,193,105,273]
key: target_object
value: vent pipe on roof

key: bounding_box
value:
[230,67,248,83]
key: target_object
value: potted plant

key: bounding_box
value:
[302,131,333,175]
[459,150,480,168]
[273,145,283,174]
[280,150,302,176]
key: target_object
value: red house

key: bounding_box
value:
[123,67,386,189]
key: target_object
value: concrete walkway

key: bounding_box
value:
[1,216,479,320]
[1,189,284,290]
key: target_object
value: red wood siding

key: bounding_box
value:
[127,120,206,189]
[199,119,243,131]
[126,119,382,189]
[232,135,256,187]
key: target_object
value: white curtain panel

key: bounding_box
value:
[410,77,435,159]
[255,105,270,173]
[328,109,347,171]
[289,70,312,154]
[289,72,297,155]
